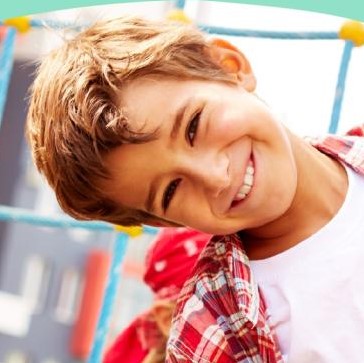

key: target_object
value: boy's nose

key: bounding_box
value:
[179,153,230,197]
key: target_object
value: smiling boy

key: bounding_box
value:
[27,16,364,362]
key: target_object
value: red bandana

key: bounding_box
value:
[103,228,211,363]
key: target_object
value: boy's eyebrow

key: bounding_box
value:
[146,99,192,214]
[170,99,190,140]
[145,177,158,214]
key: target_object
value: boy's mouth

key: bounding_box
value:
[231,159,255,208]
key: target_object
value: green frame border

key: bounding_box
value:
[1,0,363,22]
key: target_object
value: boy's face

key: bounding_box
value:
[104,77,298,234]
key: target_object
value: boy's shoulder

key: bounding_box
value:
[306,124,364,175]
[166,234,283,363]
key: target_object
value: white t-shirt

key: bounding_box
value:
[250,166,364,363]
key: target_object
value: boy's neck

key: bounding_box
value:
[241,132,348,260]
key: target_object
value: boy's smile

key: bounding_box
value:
[103,77,298,235]
[230,158,255,208]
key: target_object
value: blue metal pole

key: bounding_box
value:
[0,204,158,234]
[329,40,354,134]
[0,27,16,128]
[175,0,186,10]
[199,25,338,40]
[88,232,129,363]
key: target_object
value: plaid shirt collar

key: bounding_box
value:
[166,126,364,363]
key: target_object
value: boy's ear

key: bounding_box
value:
[208,38,256,92]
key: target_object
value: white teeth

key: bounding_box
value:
[240,184,251,194]
[244,173,253,186]
[234,193,246,201]
[233,163,255,202]
[246,166,254,176]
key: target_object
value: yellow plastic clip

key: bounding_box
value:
[166,9,192,24]
[4,16,31,33]
[114,225,143,237]
[339,20,364,47]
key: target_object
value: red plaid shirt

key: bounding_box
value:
[166,126,364,363]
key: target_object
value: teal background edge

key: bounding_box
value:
[1,0,363,22]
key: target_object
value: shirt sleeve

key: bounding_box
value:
[166,234,283,363]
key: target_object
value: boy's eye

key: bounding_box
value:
[186,111,201,146]
[162,178,182,212]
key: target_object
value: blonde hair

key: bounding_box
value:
[26,16,235,226]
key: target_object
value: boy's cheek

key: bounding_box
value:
[178,201,221,233]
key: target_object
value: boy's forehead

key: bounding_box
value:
[102,141,154,207]
[116,77,186,130]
